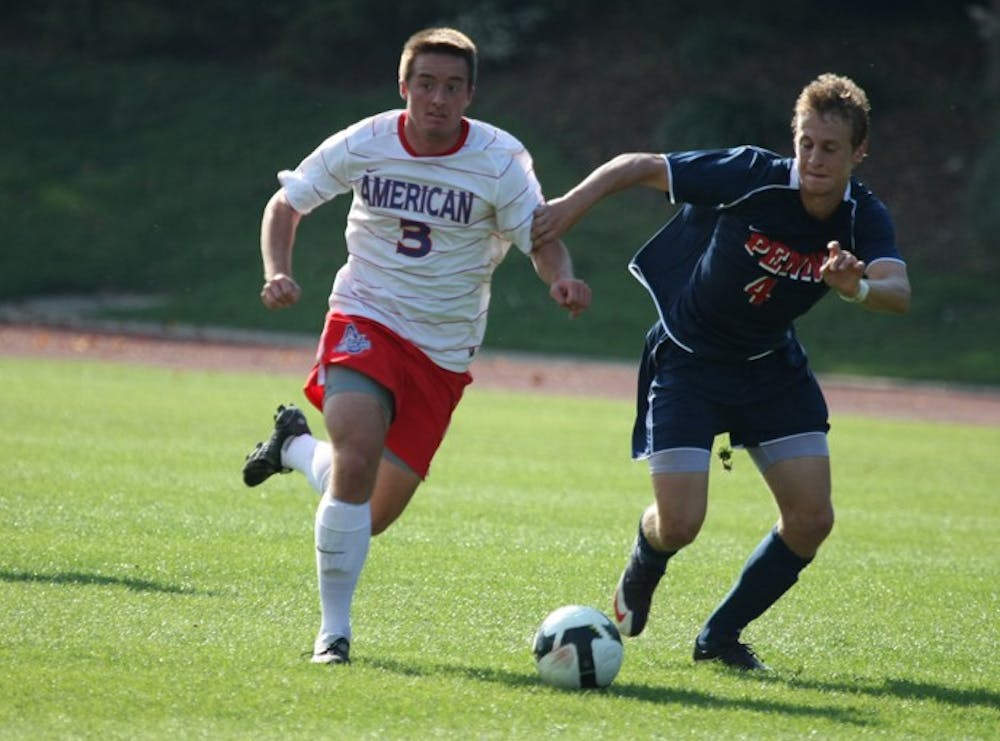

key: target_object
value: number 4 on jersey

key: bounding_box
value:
[744,275,777,305]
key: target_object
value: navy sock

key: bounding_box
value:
[634,519,676,573]
[698,528,812,646]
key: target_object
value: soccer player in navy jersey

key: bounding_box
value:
[531,73,911,670]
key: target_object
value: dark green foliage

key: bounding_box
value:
[0,5,996,385]
[966,134,1000,272]
[652,95,786,151]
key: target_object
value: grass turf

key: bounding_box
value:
[1,357,997,739]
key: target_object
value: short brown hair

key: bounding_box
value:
[398,28,478,89]
[792,73,871,148]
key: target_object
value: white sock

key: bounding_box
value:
[282,435,332,494]
[314,496,371,649]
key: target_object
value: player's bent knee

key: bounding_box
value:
[783,506,835,548]
[654,515,702,550]
[330,447,382,497]
[814,508,835,542]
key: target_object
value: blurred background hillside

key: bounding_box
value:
[2,1,998,385]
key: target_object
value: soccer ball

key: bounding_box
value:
[532,605,624,689]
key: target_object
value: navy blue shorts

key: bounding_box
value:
[632,330,830,458]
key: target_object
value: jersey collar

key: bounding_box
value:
[398,113,470,157]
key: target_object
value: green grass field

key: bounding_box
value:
[2,357,998,739]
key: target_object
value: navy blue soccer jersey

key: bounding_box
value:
[629,146,904,361]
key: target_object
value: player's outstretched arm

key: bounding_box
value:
[529,239,592,319]
[531,153,669,244]
[259,190,304,310]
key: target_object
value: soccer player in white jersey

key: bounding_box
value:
[242,27,591,665]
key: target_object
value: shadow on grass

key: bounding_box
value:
[0,569,209,595]
[361,656,875,727]
[778,675,1000,711]
[364,656,999,725]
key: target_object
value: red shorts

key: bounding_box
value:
[303,312,472,479]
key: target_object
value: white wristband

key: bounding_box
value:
[839,279,870,304]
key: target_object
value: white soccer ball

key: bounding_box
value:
[532,605,624,689]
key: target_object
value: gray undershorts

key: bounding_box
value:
[647,431,829,475]
[322,365,414,475]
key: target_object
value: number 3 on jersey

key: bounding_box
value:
[397,219,432,258]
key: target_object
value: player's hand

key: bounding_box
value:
[820,241,866,297]
[532,197,577,245]
[550,278,592,319]
[260,273,301,309]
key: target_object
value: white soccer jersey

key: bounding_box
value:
[278,110,543,373]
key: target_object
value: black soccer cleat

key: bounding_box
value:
[242,404,311,487]
[612,537,665,637]
[311,637,350,665]
[693,638,770,671]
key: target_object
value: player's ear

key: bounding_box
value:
[456,83,474,114]
[399,79,408,101]
[852,138,868,165]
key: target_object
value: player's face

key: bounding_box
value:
[400,52,474,155]
[794,110,867,207]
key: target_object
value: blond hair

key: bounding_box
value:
[792,73,871,147]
